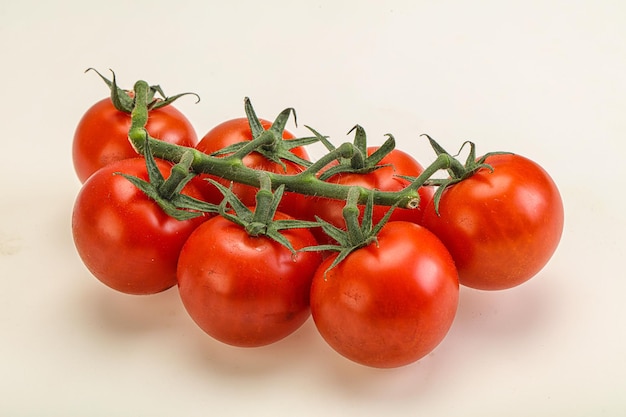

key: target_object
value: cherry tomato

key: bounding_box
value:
[195,117,311,219]
[177,212,323,347]
[73,97,197,183]
[307,147,433,244]
[72,157,208,295]
[310,221,459,368]
[421,153,564,291]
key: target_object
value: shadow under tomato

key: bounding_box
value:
[452,272,558,342]
[318,348,447,401]
[80,279,185,336]
[297,273,560,401]
[180,315,324,377]
[180,313,451,403]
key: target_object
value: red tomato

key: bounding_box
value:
[310,221,459,368]
[307,147,433,244]
[421,153,564,291]
[72,158,208,295]
[195,117,311,218]
[73,97,197,183]
[177,212,323,347]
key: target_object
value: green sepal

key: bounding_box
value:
[85,68,199,113]
[142,133,166,187]
[170,193,220,214]
[115,174,204,221]
[209,97,318,171]
[420,134,513,215]
[211,135,319,169]
[115,136,218,221]
[305,125,335,153]
[246,97,313,169]
[146,85,200,110]
[298,188,399,277]
[317,125,396,181]
[85,68,135,111]
[206,176,321,254]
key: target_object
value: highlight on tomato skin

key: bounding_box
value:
[195,117,313,219]
[421,153,564,291]
[71,157,209,295]
[176,212,323,348]
[309,221,460,369]
[304,146,434,245]
[72,97,198,183]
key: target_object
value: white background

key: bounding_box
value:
[1,1,625,416]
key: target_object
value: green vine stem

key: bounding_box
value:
[127,80,454,209]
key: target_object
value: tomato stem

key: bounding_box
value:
[158,151,196,200]
[249,174,277,234]
[125,83,453,209]
[130,133,453,209]
[342,188,366,245]
[130,80,151,134]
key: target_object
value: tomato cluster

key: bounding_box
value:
[71,73,564,369]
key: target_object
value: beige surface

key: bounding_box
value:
[1,1,625,416]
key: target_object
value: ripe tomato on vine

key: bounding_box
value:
[195,98,316,219]
[310,220,459,368]
[72,157,210,295]
[421,150,564,290]
[69,70,565,369]
[72,69,198,183]
[301,125,433,244]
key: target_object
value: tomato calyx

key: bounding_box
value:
[302,187,399,274]
[116,138,218,221]
[210,97,318,171]
[308,124,396,180]
[85,67,200,113]
[418,135,512,214]
[209,173,320,254]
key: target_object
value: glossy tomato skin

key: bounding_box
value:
[72,158,208,295]
[73,97,197,183]
[310,221,459,368]
[177,212,323,347]
[195,117,311,218]
[421,154,564,291]
[307,147,434,244]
